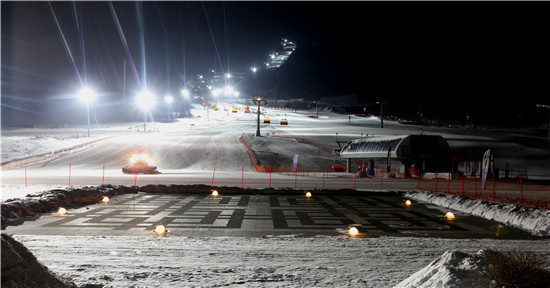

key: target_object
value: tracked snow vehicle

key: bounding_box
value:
[122,154,159,174]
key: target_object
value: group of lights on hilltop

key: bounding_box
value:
[76,39,293,137]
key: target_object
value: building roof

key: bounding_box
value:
[339,135,451,160]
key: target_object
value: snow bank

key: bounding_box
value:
[405,191,550,236]
[396,249,493,288]
[1,233,74,288]
[14,235,550,288]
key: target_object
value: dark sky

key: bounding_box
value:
[2,1,550,127]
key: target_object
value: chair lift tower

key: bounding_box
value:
[252,97,268,136]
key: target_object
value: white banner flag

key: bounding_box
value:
[481,149,490,190]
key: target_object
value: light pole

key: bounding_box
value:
[252,97,268,136]
[164,95,173,120]
[77,87,96,137]
[181,89,190,115]
[537,104,550,146]
[137,90,155,132]
[376,101,385,128]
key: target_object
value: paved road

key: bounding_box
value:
[3,192,536,239]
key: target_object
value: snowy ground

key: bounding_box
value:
[2,104,550,287]
[12,235,550,288]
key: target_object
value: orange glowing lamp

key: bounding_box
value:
[129,154,151,165]
[348,226,359,236]
[445,212,455,220]
[57,207,67,216]
[102,196,110,204]
[154,224,167,236]
[405,200,412,207]
[212,190,219,196]
[305,192,312,197]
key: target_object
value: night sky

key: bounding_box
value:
[2,1,550,127]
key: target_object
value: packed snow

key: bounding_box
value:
[12,235,550,288]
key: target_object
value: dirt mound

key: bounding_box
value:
[1,185,139,223]
[1,233,73,288]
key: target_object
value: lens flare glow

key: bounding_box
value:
[57,207,67,216]
[154,225,167,236]
[405,200,412,206]
[102,196,110,204]
[212,190,219,196]
[129,154,151,165]
[445,212,455,220]
[305,192,312,197]
[348,227,359,236]
[137,91,155,110]
[78,87,96,104]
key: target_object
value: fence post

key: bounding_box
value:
[461,173,465,196]
[435,171,438,192]
[520,175,523,206]
[416,169,420,190]
[295,168,298,189]
[474,174,477,198]
[322,169,325,189]
[492,173,495,201]
[447,174,451,194]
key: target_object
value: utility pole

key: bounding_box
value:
[377,101,385,128]
[315,101,319,118]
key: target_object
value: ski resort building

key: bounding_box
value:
[338,135,452,177]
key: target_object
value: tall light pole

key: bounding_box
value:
[164,95,173,120]
[137,90,155,132]
[252,97,268,136]
[376,101,385,128]
[77,87,96,137]
[537,104,550,146]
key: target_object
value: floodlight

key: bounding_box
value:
[78,87,96,104]
[164,95,174,104]
[137,90,155,110]
[212,88,222,97]
[224,86,233,96]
